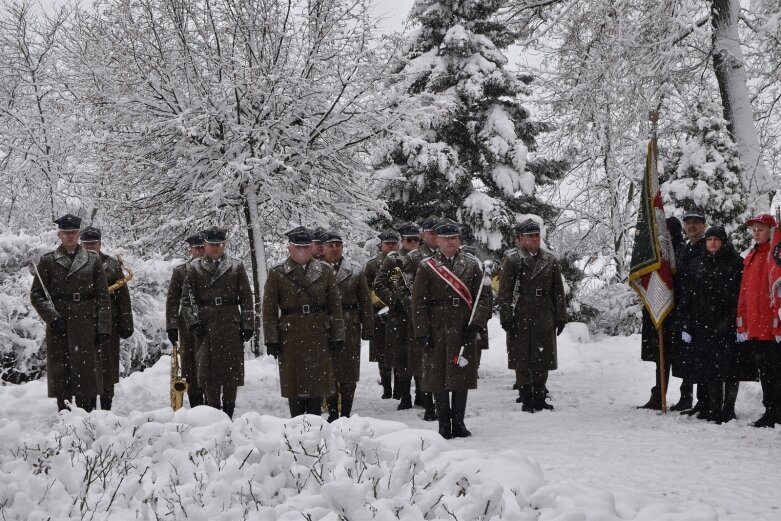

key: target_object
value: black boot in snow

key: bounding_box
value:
[326,395,340,423]
[519,385,535,413]
[752,410,777,428]
[637,387,662,410]
[670,395,693,412]
[435,393,452,439]
[533,387,554,411]
[720,381,739,423]
[450,391,471,438]
[422,392,437,421]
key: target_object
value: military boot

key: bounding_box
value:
[305,397,323,416]
[434,393,452,439]
[222,401,235,420]
[721,381,739,423]
[533,386,554,411]
[671,381,693,411]
[380,365,392,399]
[637,387,662,410]
[752,410,777,428]
[422,392,437,421]
[450,391,471,438]
[397,376,413,410]
[100,392,114,411]
[702,382,723,422]
[519,385,535,413]
[288,398,306,417]
[326,395,340,422]
[392,373,401,400]
[340,389,354,419]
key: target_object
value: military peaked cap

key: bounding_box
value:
[321,231,343,243]
[515,219,541,235]
[79,226,102,242]
[434,219,461,237]
[681,209,706,222]
[311,226,327,242]
[285,226,314,245]
[420,216,440,231]
[54,214,81,231]
[202,226,228,243]
[397,222,422,237]
[185,234,205,246]
[377,230,401,243]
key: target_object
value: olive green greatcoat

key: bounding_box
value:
[373,248,412,373]
[100,254,133,392]
[332,259,373,384]
[364,254,386,363]
[396,248,425,379]
[30,245,111,398]
[497,247,567,373]
[411,251,492,392]
[262,259,345,398]
[180,256,255,388]
[166,261,198,384]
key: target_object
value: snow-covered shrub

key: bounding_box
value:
[581,282,642,336]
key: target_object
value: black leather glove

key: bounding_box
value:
[190,323,208,338]
[556,322,566,336]
[51,317,67,336]
[96,333,111,345]
[266,343,280,359]
[330,340,345,355]
[167,328,179,344]
[501,321,515,333]
[464,323,483,337]
[240,329,254,342]
[417,336,431,351]
[120,328,134,340]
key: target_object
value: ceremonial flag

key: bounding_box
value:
[628,127,676,328]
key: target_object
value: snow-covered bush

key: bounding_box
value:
[581,282,642,336]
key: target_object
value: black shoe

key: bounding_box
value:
[326,413,339,423]
[720,408,736,423]
[518,385,534,412]
[381,389,392,399]
[670,396,693,411]
[423,408,437,421]
[752,412,777,428]
[682,402,704,416]
[637,394,662,410]
[397,394,413,410]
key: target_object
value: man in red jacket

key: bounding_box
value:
[737,213,781,427]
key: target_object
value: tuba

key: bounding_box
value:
[108,255,134,294]
[170,341,188,410]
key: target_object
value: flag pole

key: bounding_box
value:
[649,110,667,415]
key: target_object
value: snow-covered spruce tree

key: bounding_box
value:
[374,0,565,252]
[661,98,750,250]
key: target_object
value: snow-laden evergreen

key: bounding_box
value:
[373,0,565,251]
[661,100,750,249]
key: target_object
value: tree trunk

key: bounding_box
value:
[242,182,267,356]
[711,0,775,211]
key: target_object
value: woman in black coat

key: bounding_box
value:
[678,226,744,422]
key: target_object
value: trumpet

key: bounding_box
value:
[170,341,188,410]
[108,255,134,294]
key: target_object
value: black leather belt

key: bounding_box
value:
[431,298,464,307]
[198,297,241,306]
[342,303,359,311]
[53,293,95,302]
[280,305,326,316]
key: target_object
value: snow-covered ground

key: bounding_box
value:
[1,318,779,520]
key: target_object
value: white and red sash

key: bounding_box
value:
[425,258,473,310]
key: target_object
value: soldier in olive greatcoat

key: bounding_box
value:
[322,231,373,421]
[180,227,255,419]
[262,226,346,417]
[365,231,400,399]
[166,234,207,407]
[373,223,422,410]
[412,220,492,439]
[418,216,439,258]
[30,214,112,412]
[79,227,134,411]
[498,219,567,412]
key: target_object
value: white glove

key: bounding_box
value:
[736,332,748,343]
[681,331,692,344]
[775,336,781,343]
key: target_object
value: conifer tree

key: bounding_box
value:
[661,98,750,249]
[374,0,565,252]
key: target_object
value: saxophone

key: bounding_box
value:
[108,255,134,294]
[170,341,188,410]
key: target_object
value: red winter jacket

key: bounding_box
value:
[736,242,781,341]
